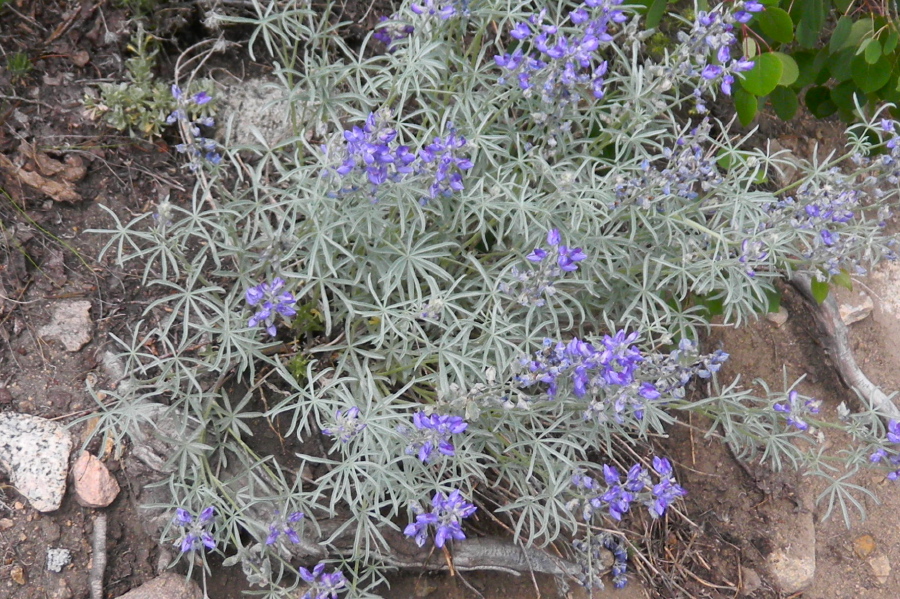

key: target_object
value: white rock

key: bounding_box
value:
[0,413,73,512]
[838,292,874,326]
[114,573,202,599]
[38,300,93,351]
[765,306,789,327]
[869,554,891,585]
[766,500,816,594]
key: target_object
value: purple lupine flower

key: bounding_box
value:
[166,86,220,168]
[773,390,821,431]
[373,16,415,50]
[404,489,477,548]
[417,124,474,203]
[410,0,458,19]
[173,506,216,553]
[246,277,297,337]
[566,458,683,523]
[265,510,305,545]
[888,419,900,444]
[298,563,347,599]
[400,411,468,462]
[494,0,628,114]
[321,407,366,443]
[502,228,587,306]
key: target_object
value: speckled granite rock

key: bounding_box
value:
[0,412,73,512]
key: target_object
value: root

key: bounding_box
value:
[791,272,900,419]
[90,511,107,599]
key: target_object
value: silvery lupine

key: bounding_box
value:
[870,420,900,480]
[646,457,688,518]
[499,228,586,306]
[773,390,821,431]
[166,85,221,169]
[738,237,770,278]
[321,407,366,443]
[404,489,477,548]
[612,120,723,209]
[399,411,468,462]
[246,278,297,336]
[173,506,216,553]
[567,458,685,524]
[410,0,468,19]
[298,563,346,599]
[769,168,864,275]
[265,510,305,545]
[494,0,626,112]
[572,532,629,589]
[672,1,762,111]
[323,112,415,197]
[515,330,652,399]
[372,15,414,51]
[417,125,474,203]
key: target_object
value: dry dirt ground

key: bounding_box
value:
[3,2,900,599]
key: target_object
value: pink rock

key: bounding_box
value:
[71,451,120,508]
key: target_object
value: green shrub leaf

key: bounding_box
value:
[740,53,784,96]
[863,38,882,64]
[829,15,853,53]
[770,86,799,119]
[773,52,799,86]
[735,87,758,125]
[810,277,830,304]
[805,85,838,117]
[796,0,825,48]
[851,53,891,92]
[759,7,794,43]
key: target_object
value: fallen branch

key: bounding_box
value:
[791,272,900,419]
[90,511,107,599]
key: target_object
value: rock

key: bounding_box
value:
[72,451,120,508]
[0,412,73,512]
[839,292,874,325]
[739,566,762,596]
[51,578,73,599]
[46,548,71,572]
[114,573,202,599]
[765,306,789,327]
[853,534,876,559]
[10,564,25,585]
[869,554,891,585]
[766,500,816,594]
[38,300,93,351]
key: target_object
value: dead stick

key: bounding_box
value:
[90,511,107,599]
[791,272,900,419]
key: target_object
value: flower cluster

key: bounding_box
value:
[500,228,586,306]
[166,85,221,169]
[612,120,723,209]
[572,532,629,589]
[265,510,305,545]
[323,111,414,196]
[173,506,216,553]
[417,125,474,203]
[737,236,770,278]
[322,407,366,443]
[404,489,477,548]
[410,0,469,19]
[372,16,414,51]
[773,390,821,431]
[672,1,761,111]
[246,278,297,337]
[567,457,686,523]
[323,114,474,203]
[398,411,468,462]
[494,0,627,119]
[298,563,347,599]
[516,330,653,397]
[870,420,900,479]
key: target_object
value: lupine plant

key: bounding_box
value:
[89,0,900,595]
